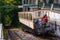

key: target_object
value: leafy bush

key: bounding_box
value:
[38,2,43,7]
[4,15,12,26]
[3,27,8,39]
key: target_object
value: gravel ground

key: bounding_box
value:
[8,29,47,40]
[8,30,22,40]
[8,28,60,40]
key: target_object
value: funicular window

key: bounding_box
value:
[38,12,41,17]
[29,13,32,20]
[21,14,23,18]
[45,11,49,17]
[34,12,38,18]
[40,11,44,17]
[23,13,24,18]
[26,13,28,20]
[24,0,28,4]
[23,13,25,19]
[24,13,25,19]
[53,4,60,10]
[25,13,26,19]
[25,13,27,19]
[24,13,28,19]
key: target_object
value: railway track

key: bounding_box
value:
[49,36,60,40]
[20,29,60,40]
[22,29,60,40]
[36,33,60,40]
[8,30,23,40]
[8,29,60,40]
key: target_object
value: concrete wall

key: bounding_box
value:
[49,11,60,25]
[54,0,57,3]
[35,0,38,5]
[46,0,49,3]
[54,0,60,4]
[58,0,60,4]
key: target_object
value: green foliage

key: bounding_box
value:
[38,2,43,7]
[4,15,12,26]
[1,0,22,6]
[0,0,22,27]
[3,27,8,39]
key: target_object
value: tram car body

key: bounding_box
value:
[18,10,52,35]
[18,9,60,36]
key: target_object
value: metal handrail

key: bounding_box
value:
[49,22,60,27]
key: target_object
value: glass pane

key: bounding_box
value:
[38,2,43,7]
[29,0,32,4]
[24,0,28,4]
[23,13,24,18]
[24,13,25,18]
[25,13,26,19]
[25,13,27,19]
[34,12,38,18]
[53,4,60,10]
[22,14,23,18]
[26,13,28,19]
[49,0,54,4]
[29,14,32,20]
[45,3,51,8]
[38,12,41,16]
[40,11,44,17]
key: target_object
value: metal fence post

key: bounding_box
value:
[55,21,57,31]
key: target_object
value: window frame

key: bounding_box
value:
[28,13,32,20]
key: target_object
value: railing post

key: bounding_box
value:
[55,21,57,31]
[51,4,54,10]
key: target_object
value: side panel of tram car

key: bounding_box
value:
[18,12,34,32]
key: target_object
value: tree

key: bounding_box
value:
[0,0,22,27]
